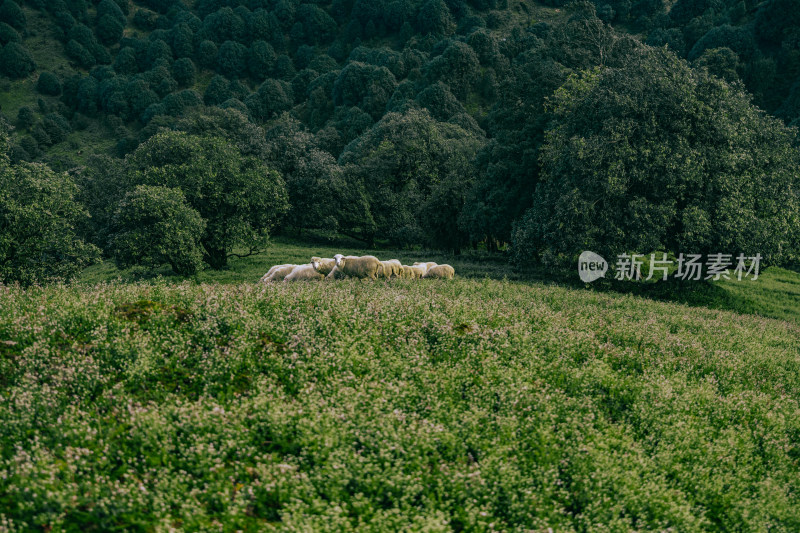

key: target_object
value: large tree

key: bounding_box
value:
[512,47,800,267]
[339,108,484,247]
[125,131,289,269]
[110,185,206,276]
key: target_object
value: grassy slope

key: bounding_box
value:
[81,238,800,326]
[2,264,800,530]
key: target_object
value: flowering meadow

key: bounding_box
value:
[1,278,799,531]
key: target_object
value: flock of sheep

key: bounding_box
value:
[259,254,455,283]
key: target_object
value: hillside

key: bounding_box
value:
[2,260,800,530]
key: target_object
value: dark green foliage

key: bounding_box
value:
[170,23,194,58]
[0,42,35,78]
[0,21,20,45]
[245,79,293,121]
[0,131,100,285]
[513,49,800,268]
[16,106,35,130]
[291,69,318,104]
[95,14,123,45]
[196,39,217,69]
[68,23,109,64]
[132,8,156,30]
[125,79,159,120]
[416,81,465,121]
[145,66,177,97]
[7,141,29,163]
[248,40,275,80]
[339,108,483,246]
[41,113,71,144]
[18,135,39,158]
[272,53,295,79]
[204,74,231,106]
[296,4,337,44]
[645,27,686,56]
[147,39,173,68]
[97,0,126,26]
[755,0,800,45]
[693,46,740,83]
[424,41,480,100]
[31,122,51,146]
[416,0,455,35]
[110,185,206,275]
[36,72,61,96]
[0,0,25,31]
[687,24,755,62]
[262,117,347,231]
[163,90,202,116]
[64,0,89,21]
[332,61,397,118]
[113,46,138,74]
[66,39,96,68]
[201,7,245,44]
[125,131,289,269]
[171,57,196,86]
[216,40,248,78]
[75,75,98,114]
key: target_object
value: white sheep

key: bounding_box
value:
[422,264,455,279]
[260,264,297,283]
[311,257,336,276]
[412,261,437,275]
[283,263,325,282]
[378,259,402,279]
[401,264,426,279]
[334,254,382,280]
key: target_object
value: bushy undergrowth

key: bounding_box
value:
[1,279,799,531]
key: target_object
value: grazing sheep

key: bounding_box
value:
[378,259,402,279]
[260,264,297,283]
[284,263,325,282]
[311,257,336,276]
[326,264,346,280]
[334,254,382,280]
[422,264,455,279]
[412,261,437,275]
[401,264,426,279]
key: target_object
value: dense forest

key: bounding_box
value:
[1,0,799,282]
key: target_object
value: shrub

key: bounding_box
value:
[248,40,275,81]
[0,42,35,78]
[216,40,247,78]
[196,39,217,69]
[114,46,139,75]
[36,72,62,96]
[0,21,20,45]
[66,39,96,68]
[0,0,25,31]
[16,106,34,129]
[95,13,123,45]
[171,57,196,86]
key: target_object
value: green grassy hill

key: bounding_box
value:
[2,242,799,530]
